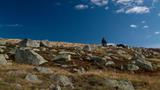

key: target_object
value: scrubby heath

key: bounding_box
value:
[0,39,159,90]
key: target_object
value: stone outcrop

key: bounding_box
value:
[50,75,74,88]
[25,73,42,83]
[135,59,153,71]
[40,40,51,47]
[0,39,159,90]
[105,79,135,90]
[34,66,53,74]
[0,54,8,65]
[53,54,71,64]
[15,48,48,65]
[19,39,40,47]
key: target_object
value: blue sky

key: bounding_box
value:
[0,0,160,47]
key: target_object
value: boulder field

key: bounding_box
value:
[0,38,159,90]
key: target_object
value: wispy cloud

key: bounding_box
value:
[74,0,109,10]
[158,12,160,16]
[125,6,150,14]
[152,0,159,7]
[143,25,149,29]
[75,4,89,10]
[55,2,61,6]
[113,0,151,14]
[130,24,138,28]
[0,24,23,28]
[115,0,144,5]
[155,31,160,35]
[141,20,146,24]
[116,8,125,13]
[58,0,159,14]
[91,0,108,7]
[105,6,109,10]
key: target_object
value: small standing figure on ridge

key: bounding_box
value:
[101,37,107,47]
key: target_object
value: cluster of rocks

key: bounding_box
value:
[105,79,135,90]
[24,73,74,89]
[0,38,159,89]
[0,39,158,72]
[19,39,52,48]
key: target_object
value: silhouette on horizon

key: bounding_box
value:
[101,37,107,47]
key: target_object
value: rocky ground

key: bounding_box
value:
[0,38,159,90]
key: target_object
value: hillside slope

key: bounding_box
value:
[0,38,159,90]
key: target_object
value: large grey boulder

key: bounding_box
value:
[0,54,7,65]
[83,45,92,51]
[53,54,71,64]
[105,79,135,90]
[40,40,51,47]
[90,56,106,65]
[25,73,42,83]
[19,39,40,47]
[15,48,48,65]
[135,59,153,71]
[133,52,153,71]
[50,75,74,88]
[0,41,7,46]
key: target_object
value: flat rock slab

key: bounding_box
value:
[34,66,53,74]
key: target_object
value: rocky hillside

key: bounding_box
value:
[0,38,159,90]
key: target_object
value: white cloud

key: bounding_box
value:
[74,0,109,10]
[125,6,150,14]
[116,0,132,5]
[91,0,108,7]
[105,6,109,10]
[152,0,159,7]
[155,31,160,35]
[75,4,89,10]
[71,0,158,14]
[113,0,152,14]
[143,25,149,29]
[158,12,160,16]
[141,20,146,24]
[55,2,61,6]
[116,8,125,13]
[6,24,23,27]
[116,0,144,5]
[0,24,23,28]
[134,0,144,5]
[130,24,138,28]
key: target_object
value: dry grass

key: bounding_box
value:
[0,62,158,90]
[0,39,159,90]
[80,70,160,90]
